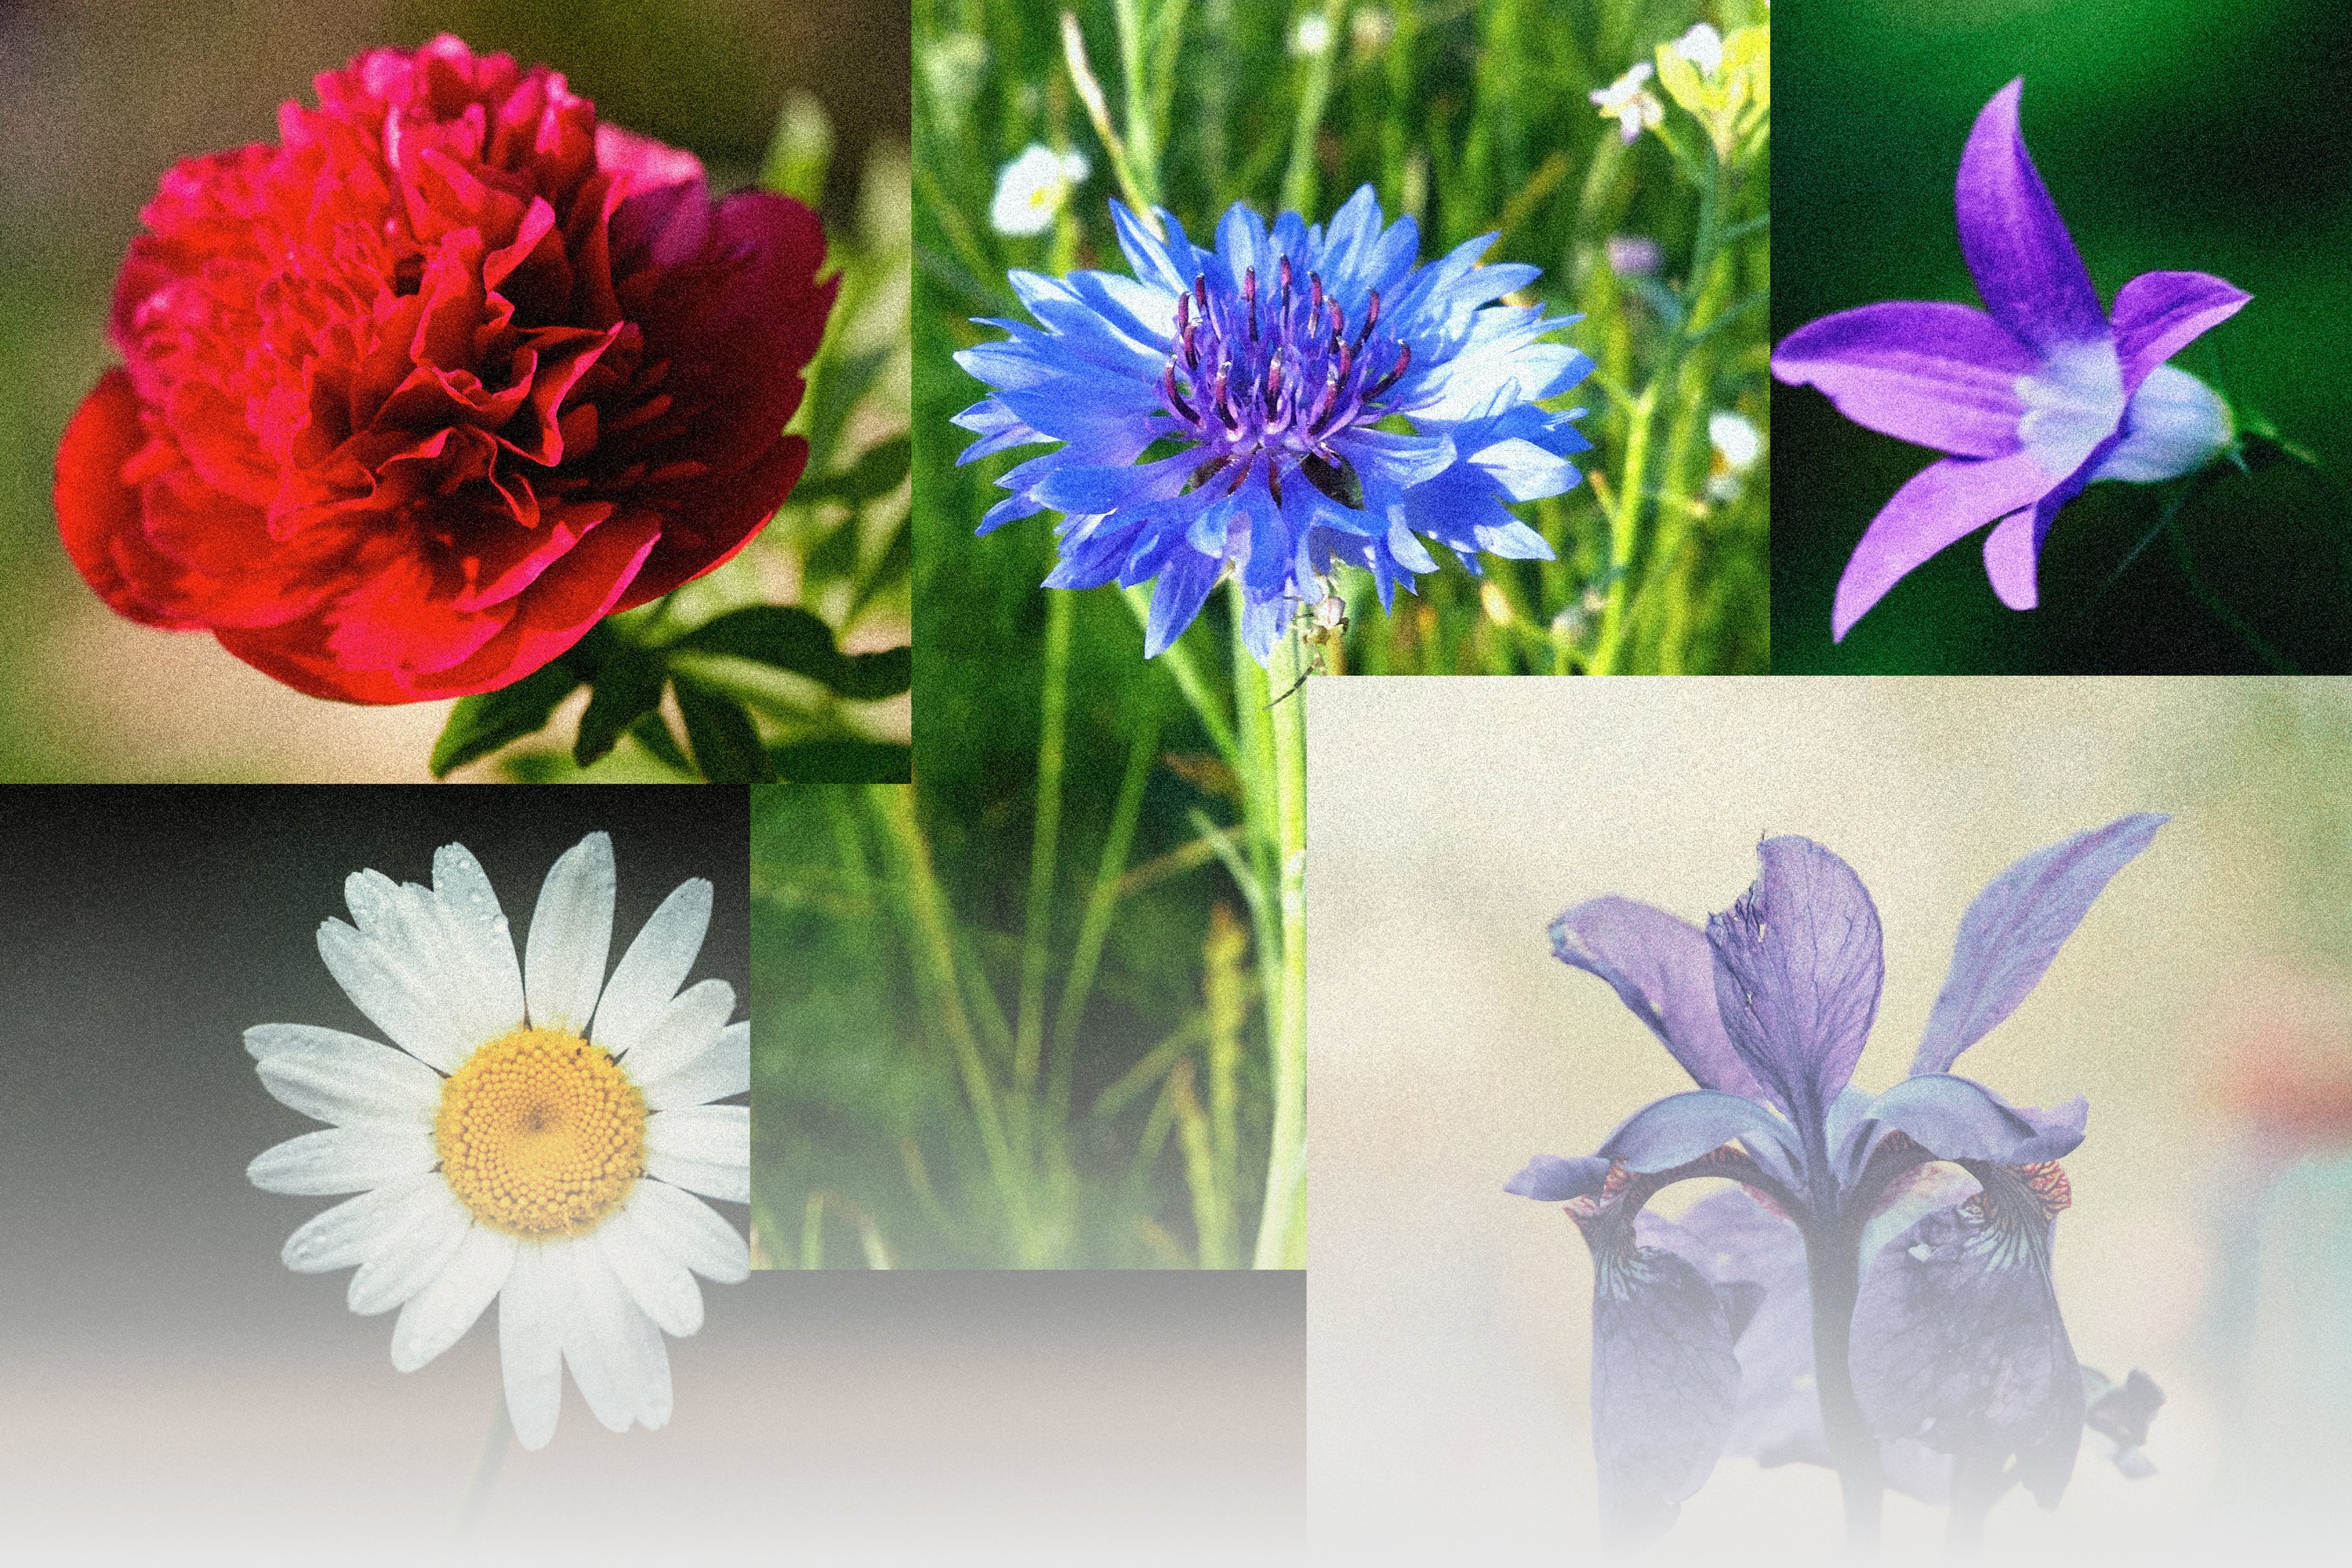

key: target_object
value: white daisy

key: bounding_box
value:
[245,831,749,1450]
[989,143,1090,237]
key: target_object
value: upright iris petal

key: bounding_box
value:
[1507,817,2166,1539]
[953,187,1593,662]
[1772,79,2247,641]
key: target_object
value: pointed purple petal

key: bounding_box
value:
[1849,1166,2085,1507]
[2111,271,2249,394]
[1707,837,1886,1120]
[1913,815,2167,1073]
[1771,302,2034,458]
[1832,449,2060,640]
[1550,897,1768,1099]
[1864,1075,2087,1165]
[1504,1152,1614,1201]
[1955,80,2109,354]
[1981,506,2041,609]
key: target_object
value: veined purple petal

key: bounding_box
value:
[2111,270,2249,394]
[1142,539,1221,657]
[1646,1190,1820,1468]
[1914,815,2168,1074]
[1864,1074,2087,1165]
[1549,896,1767,1100]
[1588,1246,1744,1540]
[1850,1165,2085,1507]
[1832,448,2060,641]
[1599,1091,1799,1174]
[1771,302,2034,459]
[1955,80,2108,356]
[1707,837,1887,1123]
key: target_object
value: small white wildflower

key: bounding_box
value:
[1673,23,1725,78]
[989,143,1091,238]
[1351,5,1395,56]
[1292,11,1332,57]
[1708,409,1763,501]
[1591,63,1663,145]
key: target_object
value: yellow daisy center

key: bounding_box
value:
[434,1027,646,1238]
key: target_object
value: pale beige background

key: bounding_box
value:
[1306,677,2352,1563]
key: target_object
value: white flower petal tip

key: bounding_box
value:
[593,877,716,1058]
[2090,365,2234,485]
[525,832,618,1035]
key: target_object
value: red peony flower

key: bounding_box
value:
[56,35,835,702]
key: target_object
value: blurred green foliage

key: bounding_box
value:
[1774,0,2352,672]
[918,0,1769,678]
[752,782,1272,1268]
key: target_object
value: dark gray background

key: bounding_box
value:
[0,787,1304,1562]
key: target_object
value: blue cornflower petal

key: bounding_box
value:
[955,185,1593,661]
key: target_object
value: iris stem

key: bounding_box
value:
[1802,1218,1886,1549]
[451,1392,511,1542]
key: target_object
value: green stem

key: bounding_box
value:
[1251,626,1310,1269]
[1048,721,1160,1131]
[1112,0,1163,207]
[1280,2,1349,216]
[872,785,1037,1255]
[1123,584,1241,771]
[1014,589,1073,1155]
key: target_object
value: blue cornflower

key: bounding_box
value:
[952,186,1594,661]
[1507,815,2166,1541]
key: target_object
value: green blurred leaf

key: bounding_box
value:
[771,739,912,782]
[630,709,694,775]
[674,672,777,782]
[573,644,667,768]
[429,661,579,778]
[792,435,913,507]
[669,605,911,700]
[760,91,835,206]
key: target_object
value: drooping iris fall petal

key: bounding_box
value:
[56,34,836,703]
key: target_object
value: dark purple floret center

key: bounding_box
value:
[1158,256,1410,505]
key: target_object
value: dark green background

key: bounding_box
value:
[1773,0,2352,672]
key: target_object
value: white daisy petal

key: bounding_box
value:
[252,1027,444,1125]
[249,1121,436,1196]
[596,1196,705,1338]
[524,833,616,1035]
[391,1225,517,1372]
[644,1105,750,1203]
[347,1181,470,1316]
[637,1018,749,1112]
[559,1241,673,1432]
[620,981,740,1101]
[280,1171,445,1273]
[499,1244,565,1450]
[316,918,472,1073]
[627,1178,751,1282]
[433,843,528,1034]
[639,1018,748,1112]
[593,878,713,1057]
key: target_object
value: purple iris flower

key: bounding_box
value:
[1507,815,2166,1542]
[952,187,1592,662]
[1773,80,2249,641]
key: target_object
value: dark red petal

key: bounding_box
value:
[55,370,198,629]
[216,509,659,703]
[612,430,810,609]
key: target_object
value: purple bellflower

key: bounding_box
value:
[952,187,1593,662]
[1773,80,2248,641]
[1507,815,2167,1543]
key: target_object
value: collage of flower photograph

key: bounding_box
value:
[7,1,2352,1565]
